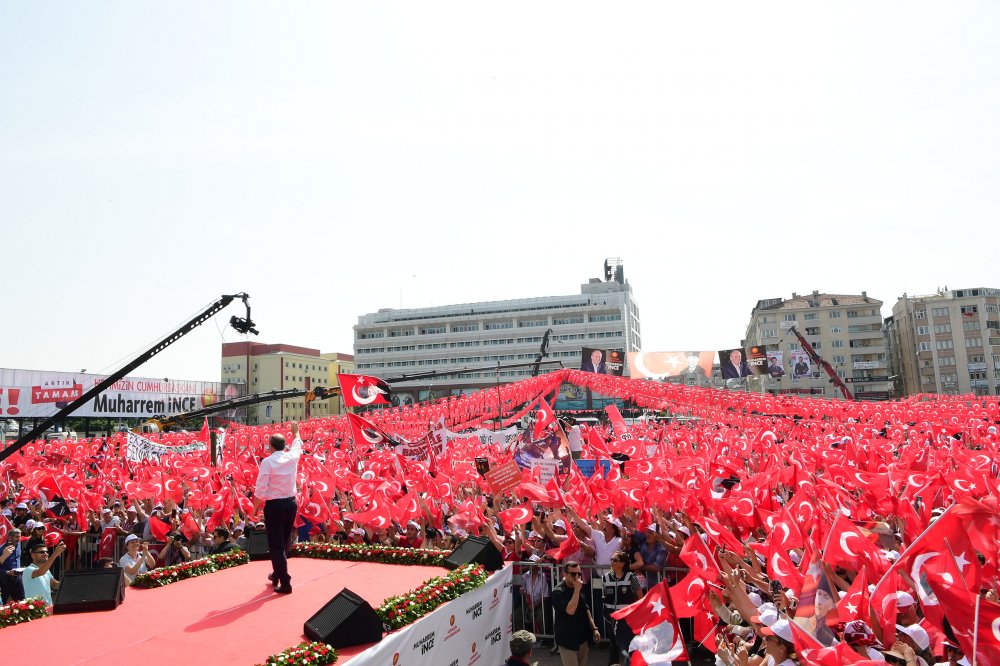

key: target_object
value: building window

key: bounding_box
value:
[804,313,818,320]
[916,326,929,335]
[553,317,584,326]
[589,314,622,322]
[832,340,844,348]
[483,322,513,330]
[452,324,479,332]
[784,314,797,322]
[918,342,931,352]
[934,324,952,334]
[931,307,950,317]
[914,310,926,320]
[830,326,843,334]
[829,310,841,319]
[517,320,548,328]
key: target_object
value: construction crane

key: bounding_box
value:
[787,326,854,400]
[0,293,257,462]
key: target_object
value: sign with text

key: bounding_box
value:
[574,459,612,478]
[484,460,522,496]
[0,368,242,419]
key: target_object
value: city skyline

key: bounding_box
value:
[3,3,999,382]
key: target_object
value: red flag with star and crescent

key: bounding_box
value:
[338,374,391,408]
[612,579,689,664]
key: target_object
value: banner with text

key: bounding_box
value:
[0,368,242,419]
[355,566,513,666]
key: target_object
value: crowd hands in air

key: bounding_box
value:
[2,379,1000,666]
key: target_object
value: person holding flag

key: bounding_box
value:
[253,421,303,595]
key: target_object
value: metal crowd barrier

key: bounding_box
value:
[511,561,688,646]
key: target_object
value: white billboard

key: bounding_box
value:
[0,368,241,419]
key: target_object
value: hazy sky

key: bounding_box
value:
[3,2,998,382]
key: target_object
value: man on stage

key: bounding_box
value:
[253,421,303,594]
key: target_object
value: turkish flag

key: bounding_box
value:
[391,492,420,526]
[343,493,393,530]
[180,512,201,542]
[497,502,533,535]
[836,566,869,624]
[679,535,720,583]
[697,516,746,555]
[301,489,333,524]
[338,374,391,408]
[531,396,556,440]
[927,573,1000,666]
[0,513,13,543]
[668,570,708,618]
[822,513,887,575]
[611,580,689,663]
[98,527,118,559]
[767,538,803,590]
[347,413,395,450]
[545,526,581,562]
[148,515,172,542]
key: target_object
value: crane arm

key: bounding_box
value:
[0,293,252,461]
[788,326,853,400]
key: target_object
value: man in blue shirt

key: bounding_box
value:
[22,541,65,605]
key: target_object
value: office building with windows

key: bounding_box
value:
[353,260,641,405]
[889,287,1000,396]
[221,342,351,424]
[743,291,891,400]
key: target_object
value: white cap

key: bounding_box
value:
[553,519,567,530]
[895,591,915,608]
[896,623,930,651]
[751,602,779,627]
[762,619,793,643]
[16,502,28,509]
[124,534,140,544]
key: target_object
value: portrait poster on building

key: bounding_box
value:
[718,348,752,380]
[604,350,625,376]
[580,348,608,374]
[766,350,786,379]
[626,351,715,380]
[790,351,812,381]
[745,345,771,376]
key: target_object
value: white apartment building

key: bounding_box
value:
[744,291,892,401]
[353,260,641,404]
[890,287,1000,396]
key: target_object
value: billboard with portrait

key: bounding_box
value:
[718,348,752,380]
[790,351,812,381]
[580,347,608,374]
[766,350,786,379]
[627,351,715,380]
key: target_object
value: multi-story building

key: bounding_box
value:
[221,342,343,424]
[890,287,1000,396]
[353,260,641,405]
[321,352,355,415]
[744,291,892,400]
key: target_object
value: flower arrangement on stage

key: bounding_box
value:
[258,641,338,666]
[132,549,250,588]
[375,563,488,630]
[0,597,50,629]
[291,542,449,567]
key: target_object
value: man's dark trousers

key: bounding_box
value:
[264,497,297,586]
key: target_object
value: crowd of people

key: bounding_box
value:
[1,368,999,666]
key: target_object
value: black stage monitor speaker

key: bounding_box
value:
[247,529,270,561]
[442,535,504,572]
[53,568,125,614]
[304,588,384,648]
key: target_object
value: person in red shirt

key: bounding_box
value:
[395,521,424,548]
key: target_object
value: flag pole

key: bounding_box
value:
[973,593,980,666]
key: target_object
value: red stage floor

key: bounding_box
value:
[2,559,445,665]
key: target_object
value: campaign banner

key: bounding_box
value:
[627,351,714,380]
[126,430,206,462]
[530,458,560,485]
[745,345,771,377]
[0,368,241,419]
[790,352,812,381]
[765,350,786,379]
[719,348,752,380]
[484,460,522,496]
[355,566,513,666]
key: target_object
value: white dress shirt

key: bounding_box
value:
[254,437,303,501]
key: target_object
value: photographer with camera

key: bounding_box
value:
[159,532,192,566]
[119,534,156,585]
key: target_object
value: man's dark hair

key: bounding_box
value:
[213,527,230,540]
[31,543,49,553]
[269,434,286,451]
[564,559,581,570]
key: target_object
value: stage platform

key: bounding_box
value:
[2,559,445,665]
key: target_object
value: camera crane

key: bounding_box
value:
[0,293,257,462]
